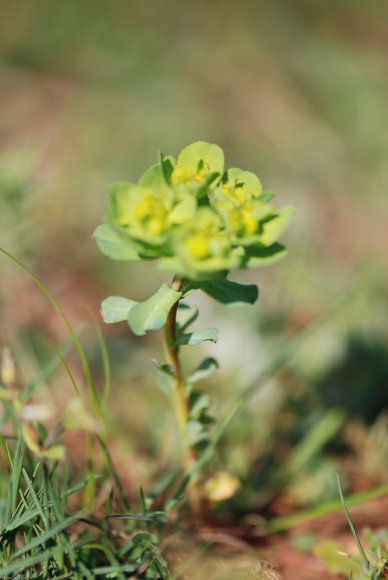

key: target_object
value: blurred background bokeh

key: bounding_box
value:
[0,0,387,521]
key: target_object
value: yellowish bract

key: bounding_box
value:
[98,141,294,280]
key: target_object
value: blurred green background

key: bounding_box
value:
[0,0,387,512]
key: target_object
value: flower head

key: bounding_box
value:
[95,141,294,280]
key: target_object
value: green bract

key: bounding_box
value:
[94,141,294,281]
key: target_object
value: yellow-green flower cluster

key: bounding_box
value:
[98,142,294,280]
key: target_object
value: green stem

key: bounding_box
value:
[164,277,202,513]
[164,276,188,442]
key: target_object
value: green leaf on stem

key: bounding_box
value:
[189,391,212,417]
[187,357,219,384]
[244,243,288,268]
[101,296,137,323]
[187,415,214,447]
[188,279,259,306]
[150,359,176,399]
[128,283,182,336]
[150,359,175,376]
[155,371,175,400]
[176,328,219,346]
[93,223,141,261]
[176,303,199,332]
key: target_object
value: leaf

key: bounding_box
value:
[337,473,369,568]
[11,510,86,560]
[105,182,132,222]
[150,359,175,376]
[189,279,259,306]
[157,151,175,185]
[187,420,209,446]
[176,141,224,174]
[101,296,137,323]
[155,369,175,399]
[244,243,288,268]
[260,205,295,246]
[187,414,214,446]
[132,532,152,546]
[176,303,199,331]
[176,328,219,346]
[108,512,167,524]
[138,157,174,191]
[227,168,262,195]
[187,357,219,384]
[189,391,211,417]
[128,283,182,336]
[150,359,176,399]
[93,223,140,261]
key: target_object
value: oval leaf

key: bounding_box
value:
[244,243,287,268]
[227,168,262,196]
[187,357,219,384]
[176,303,199,331]
[189,279,259,306]
[101,296,137,324]
[176,328,219,346]
[93,224,140,261]
[138,157,174,192]
[128,283,182,336]
[176,141,224,174]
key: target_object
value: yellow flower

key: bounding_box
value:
[171,164,211,188]
[171,167,196,186]
[98,142,293,276]
[186,235,210,260]
[113,185,171,242]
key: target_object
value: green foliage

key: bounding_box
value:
[186,278,259,306]
[93,223,142,261]
[128,283,182,336]
[101,295,137,323]
[0,443,169,578]
[175,327,219,346]
[187,357,219,384]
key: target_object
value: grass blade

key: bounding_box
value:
[267,483,388,532]
[10,510,85,560]
[337,473,370,568]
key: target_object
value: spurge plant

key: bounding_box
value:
[94,141,294,511]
